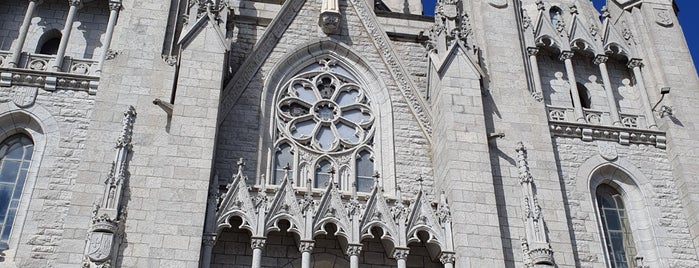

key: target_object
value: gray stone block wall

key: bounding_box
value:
[553,137,699,267]
[0,87,94,267]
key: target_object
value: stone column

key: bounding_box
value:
[299,240,314,268]
[527,47,544,102]
[346,244,362,268]
[393,248,409,268]
[628,59,657,129]
[8,0,41,68]
[560,51,585,122]
[251,237,266,268]
[595,55,621,126]
[52,0,81,72]
[439,252,456,268]
[96,1,120,74]
[200,234,216,268]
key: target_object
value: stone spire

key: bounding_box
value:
[83,106,136,268]
[515,142,554,267]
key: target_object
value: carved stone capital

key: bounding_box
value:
[439,252,456,264]
[393,248,409,260]
[559,51,574,61]
[319,11,340,35]
[594,55,609,65]
[68,0,81,7]
[109,1,121,11]
[251,237,266,249]
[526,47,539,56]
[627,58,643,69]
[202,235,216,247]
[299,240,314,252]
[346,244,362,256]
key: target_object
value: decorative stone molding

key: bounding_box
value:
[515,142,554,267]
[348,0,433,137]
[439,252,456,264]
[83,106,136,268]
[392,248,409,260]
[319,0,340,34]
[215,165,454,257]
[548,120,666,149]
[346,244,362,256]
[250,237,266,249]
[0,53,100,94]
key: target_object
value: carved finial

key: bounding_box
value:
[283,163,291,181]
[601,6,610,19]
[515,142,533,184]
[236,158,246,176]
[417,175,424,191]
[115,106,136,149]
[569,4,578,15]
[372,171,381,191]
[536,0,545,11]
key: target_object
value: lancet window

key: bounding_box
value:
[597,184,637,268]
[272,58,375,192]
[0,134,34,245]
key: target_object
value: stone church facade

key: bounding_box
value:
[0,0,698,267]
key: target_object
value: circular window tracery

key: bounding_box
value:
[277,59,374,153]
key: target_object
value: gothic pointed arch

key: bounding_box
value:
[257,39,397,195]
[575,156,667,267]
[0,103,57,252]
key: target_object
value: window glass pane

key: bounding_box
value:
[0,161,20,183]
[291,119,316,139]
[356,151,373,192]
[0,184,11,222]
[315,126,335,151]
[342,109,370,124]
[1,210,14,241]
[597,184,637,268]
[336,122,359,143]
[315,160,332,188]
[5,144,24,160]
[273,144,293,184]
[336,90,359,106]
[0,134,34,243]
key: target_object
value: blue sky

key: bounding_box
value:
[421,0,698,71]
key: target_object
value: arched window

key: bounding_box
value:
[314,159,333,188]
[272,143,293,184]
[272,57,376,191]
[355,150,373,192]
[572,82,592,109]
[0,134,34,246]
[550,6,562,26]
[36,30,62,55]
[597,184,637,268]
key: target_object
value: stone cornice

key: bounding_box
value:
[0,67,99,94]
[549,120,666,149]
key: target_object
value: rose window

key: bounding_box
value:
[277,60,374,153]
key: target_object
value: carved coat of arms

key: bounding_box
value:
[87,232,114,262]
[11,87,38,108]
[597,141,618,161]
[654,8,674,27]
